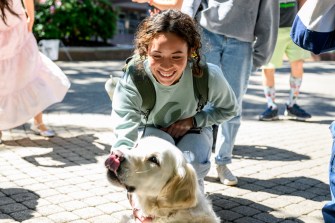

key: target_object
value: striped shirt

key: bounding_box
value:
[279,0,298,27]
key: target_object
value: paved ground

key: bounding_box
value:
[0,60,335,223]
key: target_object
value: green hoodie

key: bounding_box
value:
[111,61,238,150]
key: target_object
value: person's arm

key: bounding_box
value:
[297,0,306,10]
[132,0,182,10]
[193,63,239,127]
[180,0,201,17]
[111,75,143,151]
[22,0,34,32]
[252,0,279,69]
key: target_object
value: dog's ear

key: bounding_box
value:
[157,163,197,209]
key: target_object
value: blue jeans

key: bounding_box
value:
[322,121,335,223]
[201,28,253,165]
[141,126,213,181]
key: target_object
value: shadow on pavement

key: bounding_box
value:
[206,176,329,202]
[47,66,115,115]
[209,193,305,223]
[283,64,335,75]
[49,90,112,115]
[233,145,310,161]
[288,119,334,125]
[3,134,110,168]
[0,188,39,222]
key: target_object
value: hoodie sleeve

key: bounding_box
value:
[253,0,279,69]
[111,75,142,151]
[181,0,202,17]
[193,63,239,127]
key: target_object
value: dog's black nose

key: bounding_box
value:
[105,150,124,173]
[112,150,125,162]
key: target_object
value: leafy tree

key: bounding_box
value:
[34,0,118,45]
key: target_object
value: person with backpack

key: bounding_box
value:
[182,0,279,186]
[109,9,238,196]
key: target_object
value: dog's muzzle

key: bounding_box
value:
[105,150,136,192]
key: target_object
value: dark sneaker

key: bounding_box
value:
[259,106,279,121]
[284,104,312,121]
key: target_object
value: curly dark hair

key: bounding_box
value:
[0,0,20,25]
[134,9,203,77]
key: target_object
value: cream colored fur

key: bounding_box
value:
[106,136,220,223]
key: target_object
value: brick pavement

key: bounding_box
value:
[0,60,334,223]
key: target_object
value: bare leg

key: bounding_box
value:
[290,59,304,79]
[287,60,304,106]
[262,68,275,87]
[33,112,48,132]
[32,112,55,137]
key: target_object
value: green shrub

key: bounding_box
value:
[33,0,118,44]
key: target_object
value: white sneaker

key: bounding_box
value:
[216,165,238,186]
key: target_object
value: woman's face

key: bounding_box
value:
[148,32,189,86]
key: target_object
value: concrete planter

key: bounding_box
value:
[39,39,61,60]
[58,45,134,61]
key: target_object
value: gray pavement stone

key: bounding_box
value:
[71,207,104,219]
[231,206,261,216]
[69,220,90,223]
[254,212,282,223]
[235,217,264,223]
[0,197,16,206]
[47,212,80,222]
[36,204,65,216]
[22,217,55,223]
[86,214,118,223]
[0,216,18,223]
[58,200,87,212]
[0,61,334,222]
[0,203,28,214]
[9,210,41,222]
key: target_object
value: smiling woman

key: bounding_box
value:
[148,32,188,86]
[107,9,238,222]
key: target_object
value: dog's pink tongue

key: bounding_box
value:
[105,154,121,173]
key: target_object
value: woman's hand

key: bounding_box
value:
[161,117,194,138]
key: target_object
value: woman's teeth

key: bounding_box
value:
[160,71,173,77]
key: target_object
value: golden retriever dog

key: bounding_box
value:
[105,136,220,223]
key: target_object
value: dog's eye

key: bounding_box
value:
[148,156,160,166]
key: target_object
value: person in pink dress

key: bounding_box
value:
[0,0,70,143]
